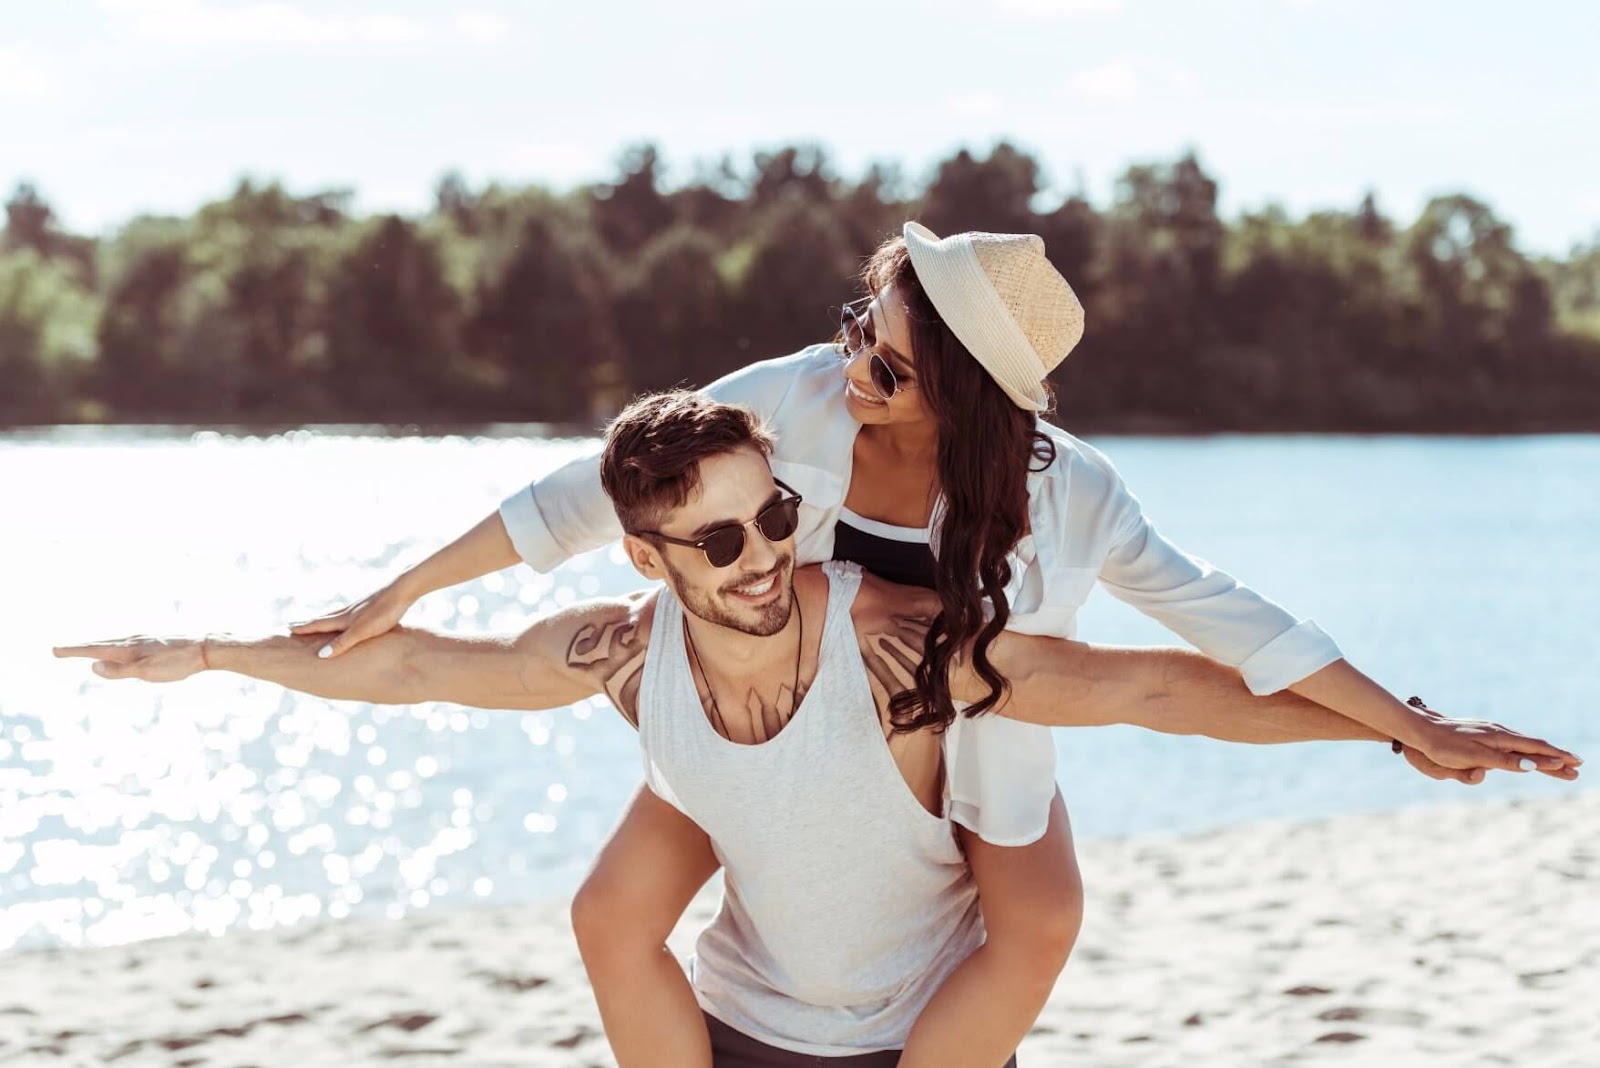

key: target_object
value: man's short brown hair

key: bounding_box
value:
[600,390,776,534]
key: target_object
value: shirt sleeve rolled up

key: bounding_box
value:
[1091,458,1344,695]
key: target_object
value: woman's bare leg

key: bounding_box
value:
[898,789,1083,1067]
[570,784,721,1068]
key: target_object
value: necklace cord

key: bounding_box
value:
[684,583,805,741]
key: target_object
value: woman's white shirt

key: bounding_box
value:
[499,345,1343,844]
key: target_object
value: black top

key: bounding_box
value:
[832,518,938,591]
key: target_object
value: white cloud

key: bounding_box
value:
[492,143,607,185]
[0,47,56,101]
[98,0,428,49]
[994,0,1123,15]
[1251,101,1456,126]
[1061,56,1198,103]
[1070,59,1139,101]
[947,91,1005,119]
[454,10,513,45]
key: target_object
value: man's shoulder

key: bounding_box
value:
[847,569,940,638]
[553,587,660,673]
[554,587,661,728]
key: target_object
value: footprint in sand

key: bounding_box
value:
[1318,1006,1428,1027]
[1314,1031,1367,1044]
[358,1011,438,1034]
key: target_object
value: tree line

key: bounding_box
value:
[3,143,1598,432]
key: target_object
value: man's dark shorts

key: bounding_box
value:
[706,1013,1019,1067]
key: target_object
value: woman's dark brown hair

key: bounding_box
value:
[861,238,1058,734]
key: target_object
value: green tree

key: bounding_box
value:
[94,220,192,415]
[467,213,619,421]
[919,143,1042,238]
[591,143,676,254]
[0,251,99,421]
[730,198,854,363]
[323,215,466,418]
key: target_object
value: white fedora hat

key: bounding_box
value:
[902,221,1085,412]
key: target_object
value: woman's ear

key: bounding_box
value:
[622,533,666,581]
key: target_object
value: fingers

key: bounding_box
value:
[318,621,375,659]
[1479,727,1580,762]
[318,625,369,659]
[91,659,144,680]
[288,615,348,635]
[1403,748,1483,785]
[53,643,135,661]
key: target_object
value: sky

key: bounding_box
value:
[2,0,1597,256]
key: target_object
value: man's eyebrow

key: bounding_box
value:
[686,487,784,540]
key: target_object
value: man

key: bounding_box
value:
[57,393,1576,1067]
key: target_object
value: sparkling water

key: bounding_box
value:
[3,429,1596,951]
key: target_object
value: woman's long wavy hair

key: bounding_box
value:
[861,237,1058,735]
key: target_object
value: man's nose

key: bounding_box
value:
[736,518,780,573]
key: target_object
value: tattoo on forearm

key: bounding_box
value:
[565,619,647,727]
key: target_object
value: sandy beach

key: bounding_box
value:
[2,790,1593,1068]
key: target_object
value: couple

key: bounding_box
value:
[61,223,1579,1066]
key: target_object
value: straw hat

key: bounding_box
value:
[903,221,1085,412]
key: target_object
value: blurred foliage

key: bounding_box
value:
[2,145,1597,430]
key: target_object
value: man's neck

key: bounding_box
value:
[683,599,802,684]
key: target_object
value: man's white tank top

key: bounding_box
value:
[639,561,985,1057]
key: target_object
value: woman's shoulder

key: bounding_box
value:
[1030,417,1130,500]
[702,343,844,419]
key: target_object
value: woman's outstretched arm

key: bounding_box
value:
[289,350,815,658]
[978,632,1582,778]
[291,509,520,658]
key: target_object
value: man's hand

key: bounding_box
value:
[1399,745,1487,784]
[54,637,209,683]
[1411,712,1581,780]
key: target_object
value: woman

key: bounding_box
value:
[294,223,1573,1066]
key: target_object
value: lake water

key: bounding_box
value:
[2,430,1596,952]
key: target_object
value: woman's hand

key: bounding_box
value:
[289,510,522,658]
[1411,713,1580,780]
[290,581,416,659]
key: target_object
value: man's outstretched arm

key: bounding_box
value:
[54,591,656,720]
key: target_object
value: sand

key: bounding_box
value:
[2,791,1594,1067]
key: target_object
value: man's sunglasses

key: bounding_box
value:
[840,302,917,402]
[633,479,804,568]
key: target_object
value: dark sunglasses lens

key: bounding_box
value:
[700,527,746,568]
[870,354,898,399]
[756,498,800,542]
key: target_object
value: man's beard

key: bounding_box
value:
[666,553,795,637]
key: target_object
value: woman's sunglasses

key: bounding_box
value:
[634,479,804,568]
[840,302,916,402]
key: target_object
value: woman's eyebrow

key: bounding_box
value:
[866,306,912,370]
